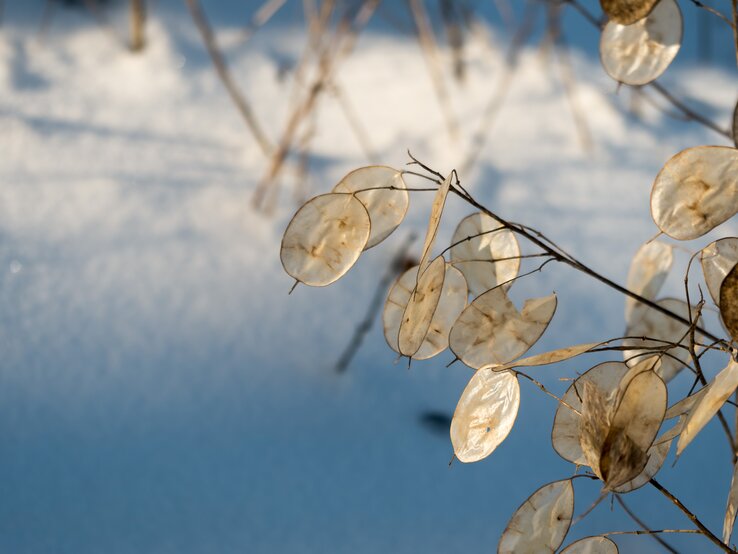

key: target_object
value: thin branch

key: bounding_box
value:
[130,0,146,52]
[691,0,736,28]
[514,370,582,414]
[649,81,733,140]
[185,0,272,156]
[616,495,681,554]
[461,0,539,173]
[650,478,737,553]
[408,0,459,140]
[254,1,380,212]
[547,3,593,152]
[241,0,287,44]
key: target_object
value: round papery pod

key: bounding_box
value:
[449,288,557,370]
[333,166,409,250]
[597,370,667,489]
[651,146,738,241]
[600,0,682,86]
[560,536,619,554]
[382,262,468,359]
[398,256,446,358]
[498,479,574,554]
[280,193,371,286]
[720,263,738,343]
[552,361,629,466]
[701,238,738,308]
[449,212,520,297]
[450,368,520,463]
[600,0,659,24]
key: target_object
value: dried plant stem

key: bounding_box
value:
[650,82,732,140]
[462,1,538,173]
[651,479,737,553]
[186,0,273,157]
[408,0,459,140]
[241,0,287,44]
[616,495,681,554]
[130,0,146,52]
[254,1,380,212]
[605,529,700,536]
[515,370,581,414]
[328,81,378,162]
[689,0,736,29]
[547,4,593,152]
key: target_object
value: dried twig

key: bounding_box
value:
[130,0,146,52]
[186,0,273,157]
[547,3,593,152]
[254,1,380,212]
[408,0,459,140]
[241,0,288,44]
[461,1,539,173]
[650,478,737,553]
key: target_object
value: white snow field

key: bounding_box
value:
[0,1,737,552]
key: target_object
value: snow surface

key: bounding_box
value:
[1,1,737,552]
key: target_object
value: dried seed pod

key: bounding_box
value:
[600,0,659,24]
[450,212,520,296]
[449,289,556,370]
[418,174,452,279]
[561,536,619,554]
[333,166,409,249]
[733,98,738,149]
[280,193,371,286]
[553,362,629,466]
[720,263,738,342]
[701,238,738,307]
[623,298,699,382]
[398,256,446,357]
[590,370,667,489]
[725,462,738,545]
[600,0,682,86]
[554,360,666,489]
[677,359,738,456]
[625,240,673,323]
[651,146,738,241]
[383,262,468,359]
[450,368,520,463]
[498,479,574,554]
[493,342,607,372]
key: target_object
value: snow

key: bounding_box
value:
[0,2,737,552]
